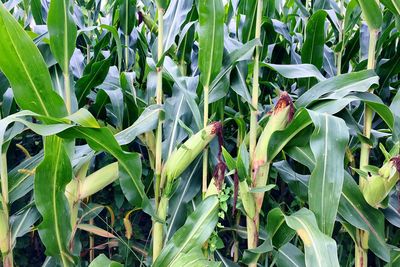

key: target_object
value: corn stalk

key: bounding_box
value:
[247,0,263,255]
[356,0,382,265]
[152,0,166,261]
[0,153,12,267]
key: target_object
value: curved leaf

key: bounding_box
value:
[154,196,219,266]
[307,111,349,236]
[358,0,383,30]
[263,63,326,81]
[0,3,67,117]
[274,243,306,267]
[285,208,339,267]
[296,70,379,108]
[163,0,193,52]
[283,146,390,261]
[59,127,153,216]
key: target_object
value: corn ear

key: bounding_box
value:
[79,162,119,200]
[253,92,293,169]
[162,122,221,196]
[362,156,400,208]
[252,92,293,211]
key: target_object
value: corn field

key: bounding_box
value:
[0,0,400,266]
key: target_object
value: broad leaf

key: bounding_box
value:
[358,0,383,30]
[153,196,219,266]
[59,127,154,216]
[89,254,123,267]
[0,3,67,117]
[301,10,327,69]
[296,70,379,108]
[307,111,349,236]
[274,243,306,267]
[285,208,340,267]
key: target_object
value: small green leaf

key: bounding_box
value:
[89,254,123,267]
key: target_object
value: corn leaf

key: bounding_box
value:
[198,0,224,87]
[163,0,193,52]
[307,111,349,236]
[34,136,75,266]
[47,0,77,73]
[285,208,339,267]
[274,243,306,267]
[301,10,327,70]
[358,0,383,30]
[153,196,219,266]
[0,3,67,117]
[59,127,154,216]
[89,254,123,267]
[119,0,136,35]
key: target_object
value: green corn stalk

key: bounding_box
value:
[152,122,221,260]
[247,0,263,258]
[357,2,382,266]
[361,156,400,208]
[246,92,293,256]
[0,152,12,266]
[153,2,165,263]
[0,208,12,267]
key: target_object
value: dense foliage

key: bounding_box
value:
[0,0,400,266]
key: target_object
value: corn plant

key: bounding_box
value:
[1,0,400,266]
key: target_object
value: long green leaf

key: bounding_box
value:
[89,254,123,267]
[34,136,75,266]
[301,10,327,69]
[0,3,67,117]
[263,63,326,82]
[307,111,349,236]
[358,0,383,30]
[296,70,379,108]
[153,196,219,266]
[274,243,306,267]
[170,248,220,267]
[281,147,390,261]
[76,57,112,106]
[198,0,224,87]
[48,0,77,73]
[119,0,136,35]
[163,0,193,52]
[285,208,339,267]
